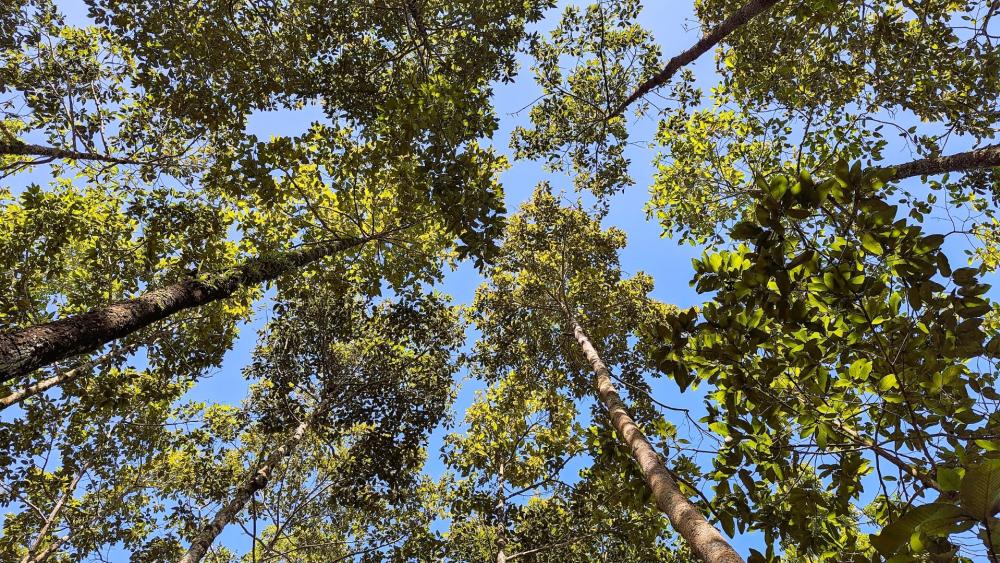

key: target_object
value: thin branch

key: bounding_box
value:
[0,140,146,166]
[506,533,598,561]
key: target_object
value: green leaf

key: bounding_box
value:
[916,234,944,254]
[709,421,729,437]
[719,512,735,538]
[834,159,850,182]
[953,267,979,286]
[861,233,883,255]
[849,359,872,380]
[960,459,1000,519]
[768,176,788,200]
[673,364,693,392]
[730,221,763,240]
[878,373,898,392]
[870,502,966,555]
[708,253,723,272]
[976,440,1000,452]
[937,467,964,492]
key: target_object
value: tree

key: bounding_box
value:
[0,275,464,561]
[0,121,505,389]
[3,0,1000,559]
[442,370,694,562]
[0,0,535,388]
[174,280,463,562]
[647,0,1000,247]
[0,353,198,561]
[0,1,533,559]
[648,165,1000,560]
[511,0,778,199]
[470,186,740,561]
[510,2,1000,555]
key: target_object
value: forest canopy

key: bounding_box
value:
[1,0,999,561]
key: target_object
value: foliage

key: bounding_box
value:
[649,164,1000,560]
[2,0,1000,560]
[511,0,661,198]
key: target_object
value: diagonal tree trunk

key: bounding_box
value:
[0,234,381,384]
[565,314,743,563]
[610,0,779,117]
[179,416,312,563]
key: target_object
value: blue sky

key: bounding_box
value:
[13,0,996,558]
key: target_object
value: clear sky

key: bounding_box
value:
[14,0,995,558]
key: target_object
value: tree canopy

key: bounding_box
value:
[1,0,999,561]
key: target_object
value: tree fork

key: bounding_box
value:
[567,316,743,563]
[0,234,379,383]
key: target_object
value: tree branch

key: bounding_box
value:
[0,232,387,384]
[0,140,146,166]
[609,0,780,118]
[0,340,142,411]
[882,144,1000,181]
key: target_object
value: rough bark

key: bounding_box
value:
[568,318,743,563]
[882,143,1000,181]
[610,0,779,117]
[0,140,145,166]
[179,417,311,563]
[0,235,376,384]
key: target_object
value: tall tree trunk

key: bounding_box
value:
[611,0,779,117]
[179,416,311,563]
[0,234,379,384]
[496,462,507,563]
[567,316,743,563]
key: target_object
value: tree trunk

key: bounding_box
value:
[882,144,1000,180]
[179,417,311,563]
[496,462,507,563]
[567,318,743,563]
[611,0,779,117]
[0,235,377,384]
